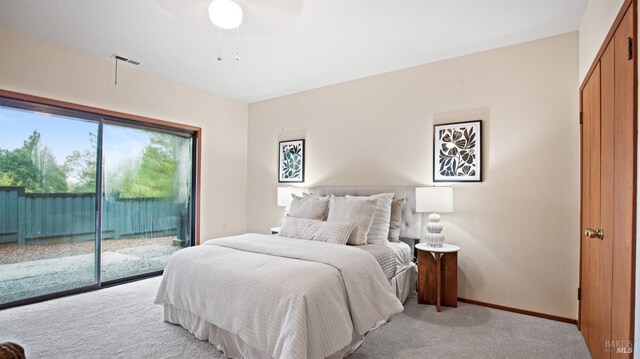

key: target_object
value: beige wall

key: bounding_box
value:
[248,33,580,319]
[0,27,249,240]
[578,0,625,83]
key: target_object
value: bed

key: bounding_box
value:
[155,187,421,359]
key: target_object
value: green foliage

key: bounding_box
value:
[0,173,16,186]
[0,130,67,193]
[0,131,39,190]
[0,129,187,199]
[64,132,97,193]
[34,146,68,193]
[117,133,179,198]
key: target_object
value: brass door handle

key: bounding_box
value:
[584,228,604,240]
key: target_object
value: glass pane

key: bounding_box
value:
[101,124,192,282]
[0,105,98,305]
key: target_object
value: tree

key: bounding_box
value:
[64,132,97,193]
[118,133,179,198]
[34,146,68,193]
[0,131,42,191]
[0,130,69,193]
[0,173,16,186]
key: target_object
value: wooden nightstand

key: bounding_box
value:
[416,243,460,312]
[270,227,281,235]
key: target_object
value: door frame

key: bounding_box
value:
[0,89,202,309]
[0,89,202,246]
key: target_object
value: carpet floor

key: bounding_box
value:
[0,276,590,358]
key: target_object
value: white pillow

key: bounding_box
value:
[279,217,356,245]
[346,193,393,244]
[326,195,378,245]
[388,197,406,242]
[288,194,329,220]
[302,193,330,220]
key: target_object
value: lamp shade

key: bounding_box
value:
[416,187,453,213]
[277,186,306,207]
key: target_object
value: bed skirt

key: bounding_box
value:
[162,263,416,359]
[163,304,370,359]
[392,262,418,303]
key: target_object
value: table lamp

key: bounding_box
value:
[277,186,306,210]
[416,186,453,247]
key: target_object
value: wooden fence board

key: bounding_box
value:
[0,187,179,244]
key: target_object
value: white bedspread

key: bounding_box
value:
[154,233,404,359]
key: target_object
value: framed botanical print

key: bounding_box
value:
[278,139,305,183]
[433,120,482,182]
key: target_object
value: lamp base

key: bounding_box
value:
[422,213,445,247]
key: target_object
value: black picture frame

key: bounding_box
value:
[278,139,305,183]
[433,120,482,182]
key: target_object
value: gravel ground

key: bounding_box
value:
[0,236,177,264]
[0,237,180,303]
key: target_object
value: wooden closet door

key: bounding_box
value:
[581,62,612,359]
[579,70,593,344]
[579,4,636,358]
[612,7,636,354]
[599,40,615,359]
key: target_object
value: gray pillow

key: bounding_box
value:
[288,194,329,220]
[302,193,329,220]
[388,197,406,242]
[279,217,356,245]
[346,193,393,244]
[326,195,378,245]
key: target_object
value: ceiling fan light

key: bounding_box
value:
[208,0,243,30]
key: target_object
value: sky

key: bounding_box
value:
[0,105,150,170]
[0,106,96,161]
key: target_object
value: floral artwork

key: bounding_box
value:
[433,120,482,182]
[278,139,305,183]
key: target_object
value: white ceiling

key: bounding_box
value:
[0,0,587,103]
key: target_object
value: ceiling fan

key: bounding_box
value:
[155,0,303,62]
[154,0,303,36]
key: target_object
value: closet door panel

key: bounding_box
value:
[580,63,601,355]
[612,6,636,351]
[597,41,615,359]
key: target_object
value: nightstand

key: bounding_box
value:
[270,227,281,235]
[415,243,460,312]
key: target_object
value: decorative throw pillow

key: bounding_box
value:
[279,216,356,245]
[326,195,378,245]
[346,193,394,244]
[388,197,406,242]
[288,194,329,220]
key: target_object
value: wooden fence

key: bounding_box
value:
[0,186,182,245]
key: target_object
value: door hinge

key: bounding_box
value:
[579,111,583,125]
[578,287,581,300]
[629,37,634,60]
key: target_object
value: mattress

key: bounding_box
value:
[356,241,412,280]
[156,234,404,359]
[388,241,412,269]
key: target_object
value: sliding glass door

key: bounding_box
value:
[101,123,193,282]
[0,95,196,307]
[0,104,99,305]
